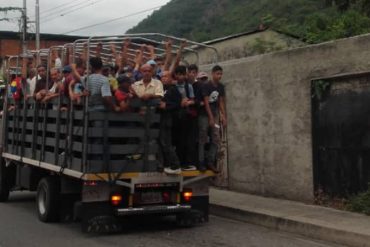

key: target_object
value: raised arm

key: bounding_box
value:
[80,42,88,62]
[70,63,81,82]
[163,40,173,71]
[134,45,145,71]
[95,42,103,58]
[120,39,130,68]
[147,45,156,60]
[65,46,72,66]
[170,40,187,74]
[110,42,120,68]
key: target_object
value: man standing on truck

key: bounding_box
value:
[199,65,227,173]
[131,64,164,101]
[83,57,119,112]
[158,70,182,174]
[35,68,63,104]
[173,65,197,171]
[33,64,49,97]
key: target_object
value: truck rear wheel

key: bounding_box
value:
[37,177,60,222]
[0,159,10,202]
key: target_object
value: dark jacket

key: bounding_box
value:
[162,84,182,112]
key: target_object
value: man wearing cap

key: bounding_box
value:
[195,71,209,106]
[146,59,162,80]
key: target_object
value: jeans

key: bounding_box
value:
[159,113,180,169]
[198,113,220,166]
[173,113,198,167]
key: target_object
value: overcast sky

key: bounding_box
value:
[0,0,171,36]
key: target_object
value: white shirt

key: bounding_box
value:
[55,58,62,70]
[29,76,37,95]
[132,79,164,98]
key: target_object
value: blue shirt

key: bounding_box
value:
[176,82,194,99]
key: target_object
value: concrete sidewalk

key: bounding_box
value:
[210,188,370,247]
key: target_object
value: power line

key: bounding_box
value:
[42,0,104,23]
[40,0,96,19]
[30,0,91,19]
[39,0,80,13]
[61,5,164,35]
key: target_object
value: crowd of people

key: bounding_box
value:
[7,39,227,175]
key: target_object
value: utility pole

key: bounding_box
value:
[21,0,27,54]
[35,0,40,50]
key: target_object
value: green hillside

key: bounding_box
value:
[128,0,370,43]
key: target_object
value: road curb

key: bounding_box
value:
[210,202,370,247]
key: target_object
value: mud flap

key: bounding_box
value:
[81,202,122,233]
[176,195,209,227]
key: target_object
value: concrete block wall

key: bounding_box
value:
[203,33,370,202]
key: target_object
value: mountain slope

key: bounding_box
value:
[128,0,370,43]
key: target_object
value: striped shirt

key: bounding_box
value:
[84,74,111,110]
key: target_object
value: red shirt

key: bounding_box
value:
[114,89,128,103]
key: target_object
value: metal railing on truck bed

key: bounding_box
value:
[1,33,219,181]
[3,97,161,179]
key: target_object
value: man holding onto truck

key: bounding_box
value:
[199,65,227,173]
[81,57,119,112]
[35,68,64,104]
[33,64,49,98]
[131,63,164,101]
[173,65,197,171]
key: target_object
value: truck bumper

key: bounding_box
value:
[115,204,191,216]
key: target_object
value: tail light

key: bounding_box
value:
[111,194,123,206]
[182,190,193,202]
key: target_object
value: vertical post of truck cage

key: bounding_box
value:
[47,46,64,167]
[14,58,22,156]
[11,56,21,154]
[68,39,86,171]
[31,49,48,160]
[31,52,40,159]
[20,55,29,159]
[81,38,91,175]
[40,49,51,162]
[54,92,62,167]
[54,46,62,167]
[68,42,78,170]
[62,43,72,171]
[1,56,14,154]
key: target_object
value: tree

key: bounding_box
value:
[0,7,22,22]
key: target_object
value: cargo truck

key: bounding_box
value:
[0,34,219,232]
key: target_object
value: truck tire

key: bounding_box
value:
[0,159,10,202]
[36,177,60,222]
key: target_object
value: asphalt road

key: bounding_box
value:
[0,192,343,247]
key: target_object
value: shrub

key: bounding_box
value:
[346,187,370,215]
